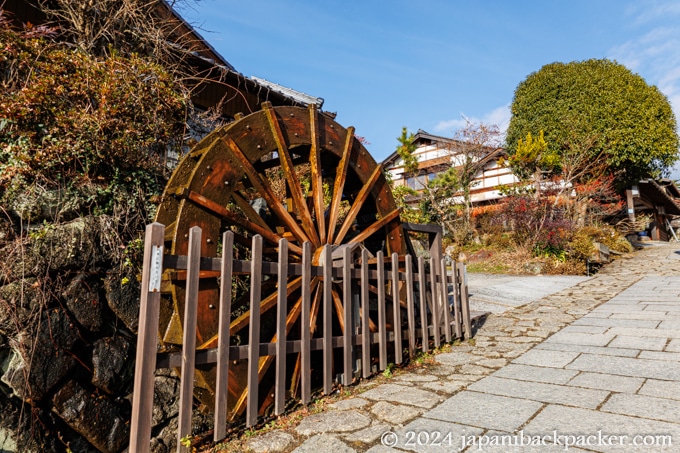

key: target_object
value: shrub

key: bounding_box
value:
[492,195,573,256]
[0,24,188,222]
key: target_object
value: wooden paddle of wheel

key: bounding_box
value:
[155,102,407,420]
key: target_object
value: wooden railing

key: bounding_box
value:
[129,222,471,452]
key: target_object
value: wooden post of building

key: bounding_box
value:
[626,189,636,223]
[129,222,164,452]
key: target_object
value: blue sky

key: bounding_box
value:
[178,0,680,175]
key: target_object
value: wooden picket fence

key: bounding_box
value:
[129,222,472,452]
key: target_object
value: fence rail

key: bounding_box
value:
[129,222,472,452]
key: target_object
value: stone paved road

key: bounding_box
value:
[245,243,680,453]
[467,274,590,314]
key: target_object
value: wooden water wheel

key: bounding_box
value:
[155,102,407,419]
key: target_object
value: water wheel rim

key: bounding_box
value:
[155,103,406,417]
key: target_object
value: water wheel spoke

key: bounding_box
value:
[327,126,355,243]
[197,276,303,349]
[222,135,311,245]
[366,283,407,309]
[176,187,303,256]
[289,353,302,398]
[309,279,323,335]
[263,103,320,246]
[334,163,384,245]
[231,191,274,233]
[349,208,401,245]
[308,104,326,244]
[330,286,346,333]
[232,296,304,416]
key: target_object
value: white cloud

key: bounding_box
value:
[627,1,680,26]
[608,21,680,136]
[434,104,511,136]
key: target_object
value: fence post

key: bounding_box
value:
[129,222,164,453]
[451,260,462,340]
[391,253,403,364]
[322,245,333,394]
[377,251,387,371]
[246,235,263,427]
[301,242,312,404]
[418,257,428,353]
[177,226,202,452]
[458,262,472,340]
[405,255,416,357]
[275,238,288,415]
[361,249,371,378]
[430,257,440,348]
[440,258,452,343]
[214,231,234,441]
[342,245,353,385]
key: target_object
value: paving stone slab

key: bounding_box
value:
[638,350,680,361]
[512,348,580,368]
[295,410,371,436]
[474,358,508,368]
[572,317,661,328]
[523,405,679,452]
[610,312,666,321]
[394,373,438,382]
[608,335,668,351]
[370,401,423,425]
[465,431,591,452]
[667,338,680,352]
[606,327,680,339]
[424,391,542,432]
[421,380,467,394]
[467,376,608,409]
[639,379,680,401]
[458,364,493,375]
[493,363,579,385]
[603,393,680,423]
[291,434,357,453]
[365,446,402,453]
[566,353,680,380]
[591,304,648,313]
[329,398,370,411]
[343,422,392,443]
[390,417,483,453]
[534,342,639,357]
[559,325,610,334]
[644,304,680,313]
[566,371,643,393]
[247,431,296,453]
[543,331,615,346]
[659,319,680,330]
[361,383,442,408]
[435,352,482,367]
